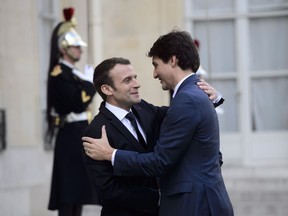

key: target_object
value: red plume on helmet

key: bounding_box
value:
[63,7,74,21]
[193,39,200,49]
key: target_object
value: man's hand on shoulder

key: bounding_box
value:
[82,125,114,161]
[197,79,222,103]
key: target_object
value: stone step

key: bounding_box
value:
[222,166,288,216]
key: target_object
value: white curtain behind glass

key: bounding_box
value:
[194,20,238,132]
[252,78,288,131]
[250,17,288,71]
[250,16,288,131]
[211,80,238,132]
[194,20,236,74]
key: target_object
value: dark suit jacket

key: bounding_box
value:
[114,75,234,216]
[83,100,168,216]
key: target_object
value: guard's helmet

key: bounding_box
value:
[57,7,87,49]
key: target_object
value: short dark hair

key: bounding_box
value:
[148,30,200,72]
[93,57,131,100]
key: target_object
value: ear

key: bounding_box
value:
[170,55,178,67]
[59,46,67,55]
[101,84,113,96]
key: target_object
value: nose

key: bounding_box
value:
[133,78,141,88]
[153,70,158,79]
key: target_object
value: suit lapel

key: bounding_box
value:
[100,103,146,152]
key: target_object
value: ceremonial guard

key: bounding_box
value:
[46,7,98,216]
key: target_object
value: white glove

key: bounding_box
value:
[84,64,94,82]
[72,64,94,83]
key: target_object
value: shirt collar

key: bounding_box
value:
[105,102,130,121]
[172,73,195,98]
[59,58,75,69]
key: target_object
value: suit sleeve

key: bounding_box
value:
[214,97,225,108]
[83,124,159,213]
[114,93,201,177]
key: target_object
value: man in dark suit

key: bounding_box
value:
[83,30,234,216]
[83,57,167,216]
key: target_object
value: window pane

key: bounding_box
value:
[249,0,288,9]
[211,80,238,132]
[194,20,236,74]
[250,16,288,71]
[251,77,288,131]
[193,0,235,12]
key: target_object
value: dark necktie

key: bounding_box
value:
[126,112,146,147]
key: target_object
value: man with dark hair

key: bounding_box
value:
[83,30,234,216]
[83,57,166,215]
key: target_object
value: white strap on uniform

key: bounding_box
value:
[66,111,88,123]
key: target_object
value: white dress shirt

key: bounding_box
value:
[105,102,146,165]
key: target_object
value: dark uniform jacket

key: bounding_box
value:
[48,62,98,210]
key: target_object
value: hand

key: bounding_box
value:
[197,79,218,101]
[82,125,114,161]
[84,64,94,82]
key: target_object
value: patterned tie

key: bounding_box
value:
[126,112,146,147]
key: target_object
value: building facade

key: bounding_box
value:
[0,0,287,215]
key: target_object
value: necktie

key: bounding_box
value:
[126,112,146,147]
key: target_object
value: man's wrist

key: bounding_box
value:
[213,91,222,103]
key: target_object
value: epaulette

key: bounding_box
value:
[81,90,91,103]
[50,65,62,77]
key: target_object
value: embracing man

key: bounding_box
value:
[83,30,233,216]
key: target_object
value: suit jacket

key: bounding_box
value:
[114,74,234,216]
[83,100,168,216]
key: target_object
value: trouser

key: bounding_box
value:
[58,204,82,216]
